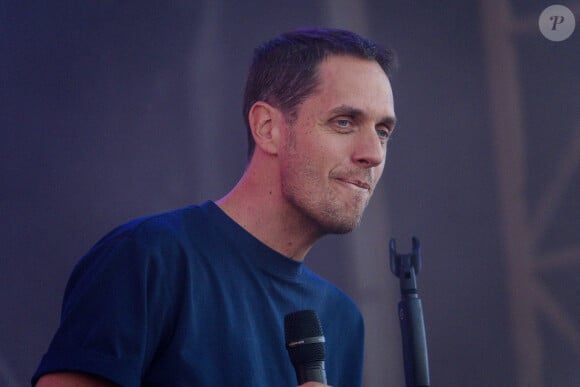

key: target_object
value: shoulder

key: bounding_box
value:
[68,204,211,287]
[303,267,359,305]
[102,204,203,243]
[59,205,213,327]
[302,267,363,324]
[84,203,216,260]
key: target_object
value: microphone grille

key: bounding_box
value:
[284,310,325,363]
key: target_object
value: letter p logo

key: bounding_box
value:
[550,15,565,30]
[539,5,576,41]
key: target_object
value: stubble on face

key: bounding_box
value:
[280,122,373,236]
[277,55,393,237]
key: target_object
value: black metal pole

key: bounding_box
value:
[390,237,430,387]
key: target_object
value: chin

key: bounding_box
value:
[319,211,364,235]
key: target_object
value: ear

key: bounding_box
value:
[248,101,283,155]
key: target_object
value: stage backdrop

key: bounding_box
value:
[1,1,578,386]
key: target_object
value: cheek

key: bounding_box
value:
[303,143,335,179]
[307,132,346,162]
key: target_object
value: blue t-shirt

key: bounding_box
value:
[33,201,364,386]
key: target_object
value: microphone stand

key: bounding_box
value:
[389,237,430,387]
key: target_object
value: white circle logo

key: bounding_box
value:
[539,5,576,41]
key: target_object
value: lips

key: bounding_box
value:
[336,177,371,191]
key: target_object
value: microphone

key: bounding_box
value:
[284,310,327,385]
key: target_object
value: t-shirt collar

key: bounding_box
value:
[200,200,304,280]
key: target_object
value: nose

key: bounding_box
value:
[352,128,385,168]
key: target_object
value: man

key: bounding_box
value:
[33,27,396,386]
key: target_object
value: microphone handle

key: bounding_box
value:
[295,360,327,384]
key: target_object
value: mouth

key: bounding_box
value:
[335,178,372,192]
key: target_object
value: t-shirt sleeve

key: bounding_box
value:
[32,225,178,386]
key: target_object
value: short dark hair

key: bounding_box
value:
[242,27,396,158]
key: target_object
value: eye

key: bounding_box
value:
[376,127,391,142]
[332,117,354,133]
[336,119,351,128]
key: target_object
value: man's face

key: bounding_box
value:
[278,55,396,235]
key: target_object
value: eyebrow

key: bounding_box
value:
[329,105,397,128]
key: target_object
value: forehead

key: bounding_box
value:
[307,55,394,117]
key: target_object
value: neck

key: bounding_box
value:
[216,155,321,261]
